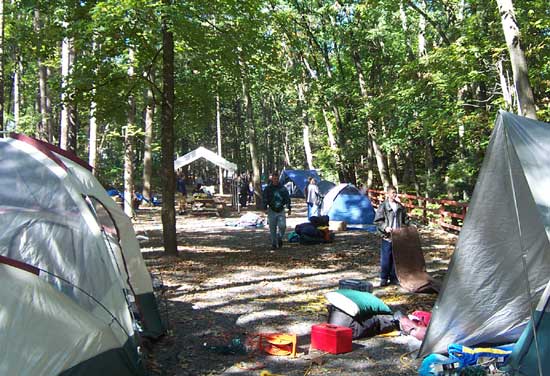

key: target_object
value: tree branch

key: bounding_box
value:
[405,0,452,46]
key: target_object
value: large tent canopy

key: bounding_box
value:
[420,111,550,358]
[174,146,237,174]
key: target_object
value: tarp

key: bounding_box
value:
[279,169,320,198]
[321,183,375,226]
[174,146,237,173]
[391,227,439,293]
[419,111,550,357]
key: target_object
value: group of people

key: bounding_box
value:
[179,168,408,286]
[237,175,254,208]
[262,171,409,287]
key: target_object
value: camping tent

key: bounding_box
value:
[0,137,142,371]
[12,134,164,338]
[321,184,375,227]
[507,279,550,375]
[174,146,237,174]
[318,180,336,196]
[420,111,550,359]
[0,259,144,376]
[279,169,320,198]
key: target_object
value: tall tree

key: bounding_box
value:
[160,0,177,255]
[496,0,537,119]
[59,20,77,151]
[123,48,136,218]
[34,6,52,141]
[142,76,155,202]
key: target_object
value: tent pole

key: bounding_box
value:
[504,129,544,376]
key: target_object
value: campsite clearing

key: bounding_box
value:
[136,201,456,375]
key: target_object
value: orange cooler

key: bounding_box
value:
[310,323,352,354]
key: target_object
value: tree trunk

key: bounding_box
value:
[161,2,177,255]
[399,1,415,60]
[244,84,262,209]
[216,94,224,194]
[297,81,314,170]
[496,59,513,110]
[417,0,427,57]
[88,40,98,173]
[34,6,51,141]
[59,23,77,152]
[388,150,399,188]
[366,134,374,189]
[12,57,21,129]
[0,0,4,133]
[351,50,390,188]
[142,82,154,201]
[89,96,98,172]
[322,107,338,151]
[123,48,136,218]
[424,138,434,195]
[496,0,537,119]
[239,53,262,209]
[372,136,390,189]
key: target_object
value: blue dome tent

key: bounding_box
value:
[318,180,336,196]
[321,184,375,229]
[279,169,320,198]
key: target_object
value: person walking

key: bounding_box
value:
[306,177,320,219]
[374,185,409,287]
[262,172,292,249]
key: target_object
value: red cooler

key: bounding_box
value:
[310,323,352,354]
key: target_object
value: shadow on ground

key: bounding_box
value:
[136,204,456,375]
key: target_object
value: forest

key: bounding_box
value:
[1,0,548,212]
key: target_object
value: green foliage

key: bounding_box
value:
[2,0,549,200]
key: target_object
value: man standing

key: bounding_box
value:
[176,172,187,215]
[262,172,291,249]
[374,185,409,287]
[306,177,320,219]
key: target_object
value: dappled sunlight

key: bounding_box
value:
[137,205,456,375]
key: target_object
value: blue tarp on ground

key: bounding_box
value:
[321,183,375,226]
[279,169,320,198]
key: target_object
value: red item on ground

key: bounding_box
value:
[411,311,432,326]
[310,323,353,354]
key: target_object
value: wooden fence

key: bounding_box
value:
[367,189,468,232]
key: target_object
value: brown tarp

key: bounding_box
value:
[391,226,440,293]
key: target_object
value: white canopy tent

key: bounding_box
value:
[174,146,237,174]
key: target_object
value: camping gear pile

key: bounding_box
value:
[419,112,550,375]
[289,215,334,244]
[0,135,164,375]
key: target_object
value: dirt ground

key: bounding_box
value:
[134,200,456,376]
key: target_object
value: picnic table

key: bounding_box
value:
[191,195,226,217]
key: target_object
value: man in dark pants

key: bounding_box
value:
[374,185,410,287]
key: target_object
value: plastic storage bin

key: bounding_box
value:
[310,323,352,354]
